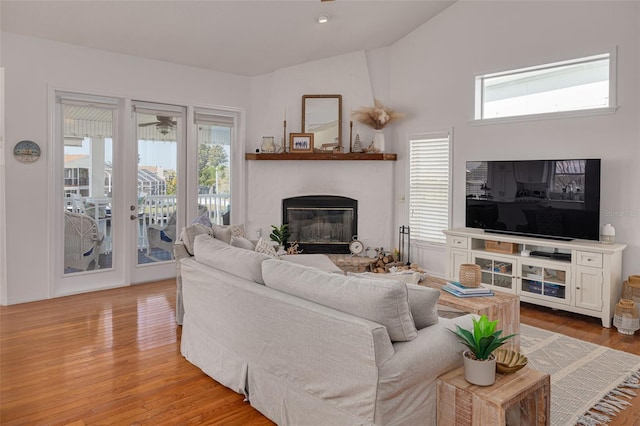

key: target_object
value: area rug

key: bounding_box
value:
[519,324,640,426]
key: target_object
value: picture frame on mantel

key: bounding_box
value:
[289,133,314,153]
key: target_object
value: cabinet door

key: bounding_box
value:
[520,261,570,305]
[450,249,469,281]
[472,253,516,293]
[575,267,603,311]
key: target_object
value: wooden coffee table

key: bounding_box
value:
[422,277,520,350]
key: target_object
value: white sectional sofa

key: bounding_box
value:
[176,232,473,426]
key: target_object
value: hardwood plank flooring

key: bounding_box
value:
[1,280,638,425]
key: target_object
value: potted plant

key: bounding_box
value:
[450,315,516,386]
[269,224,290,255]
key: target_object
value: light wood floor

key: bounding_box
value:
[1,280,638,425]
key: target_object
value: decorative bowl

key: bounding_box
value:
[494,349,528,374]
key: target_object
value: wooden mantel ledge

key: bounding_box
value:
[245,152,397,161]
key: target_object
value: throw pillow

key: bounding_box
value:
[262,259,418,342]
[192,214,212,228]
[405,284,440,329]
[231,235,255,251]
[254,237,278,258]
[179,223,214,256]
[347,273,440,329]
[212,224,246,244]
[212,226,232,244]
[193,234,272,284]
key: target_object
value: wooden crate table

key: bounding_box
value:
[422,277,520,351]
[437,366,550,426]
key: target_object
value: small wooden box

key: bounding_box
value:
[486,240,518,254]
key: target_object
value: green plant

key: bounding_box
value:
[269,224,289,246]
[450,315,516,361]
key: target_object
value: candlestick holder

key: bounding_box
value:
[349,121,353,153]
[282,120,287,153]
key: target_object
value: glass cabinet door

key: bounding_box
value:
[521,263,570,304]
[472,254,516,292]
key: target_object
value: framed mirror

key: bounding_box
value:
[302,95,342,150]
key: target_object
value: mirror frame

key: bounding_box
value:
[301,94,342,149]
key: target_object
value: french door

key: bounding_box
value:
[54,94,185,296]
[130,102,185,283]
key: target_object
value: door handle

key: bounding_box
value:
[130,215,138,220]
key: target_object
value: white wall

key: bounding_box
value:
[390,1,640,278]
[246,51,396,252]
[3,1,637,304]
[1,32,251,304]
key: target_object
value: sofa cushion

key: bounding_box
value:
[262,259,417,342]
[230,235,256,251]
[180,223,213,255]
[212,224,246,244]
[406,283,440,329]
[280,254,344,274]
[194,234,271,284]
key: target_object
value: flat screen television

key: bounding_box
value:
[465,159,601,241]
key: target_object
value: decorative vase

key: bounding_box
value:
[622,276,640,313]
[600,223,615,244]
[613,299,640,335]
[463,350,496,386]
[373,130,385,152]
[276,245,286,256]
[459,264,482,287]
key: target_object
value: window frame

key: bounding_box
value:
[473,48,618,125]
[407,131,453,246]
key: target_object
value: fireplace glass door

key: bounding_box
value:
[283,195,357,254]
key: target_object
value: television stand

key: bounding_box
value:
[444,228,627,327]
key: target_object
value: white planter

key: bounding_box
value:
[463,350,496,386]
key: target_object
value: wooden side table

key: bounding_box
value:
[437,366,550,426]
[423,277,521,351]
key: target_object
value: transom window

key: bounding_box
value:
[475,51,616,121]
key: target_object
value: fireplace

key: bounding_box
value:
[283,195,357,254]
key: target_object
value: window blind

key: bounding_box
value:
[409,135,451,244]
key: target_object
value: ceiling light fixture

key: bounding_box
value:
[316,15,329,24]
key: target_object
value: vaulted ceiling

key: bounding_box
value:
[1,0,454,76]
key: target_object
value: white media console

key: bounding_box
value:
[444,227,627,327]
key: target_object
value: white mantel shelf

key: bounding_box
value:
[245,152,397,161]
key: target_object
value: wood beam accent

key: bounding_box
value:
[245,152,397,161]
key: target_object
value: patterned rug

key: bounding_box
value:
[520,324,640,426]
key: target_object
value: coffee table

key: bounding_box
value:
[422,277,520,351]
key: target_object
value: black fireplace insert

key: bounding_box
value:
[282,195,357,254]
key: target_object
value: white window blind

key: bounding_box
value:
[409,135,451,244]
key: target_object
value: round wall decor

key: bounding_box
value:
[13,140,41,163]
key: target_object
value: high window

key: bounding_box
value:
[475,52,616,121]
[409,133,451,244]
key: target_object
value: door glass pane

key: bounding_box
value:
[136,111,179,264]
[196,116,231,225]
[63,104,114,274]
